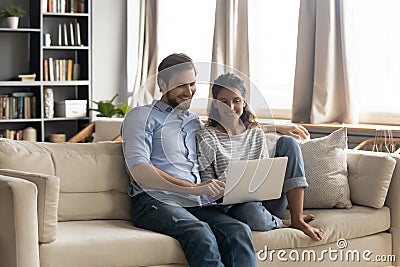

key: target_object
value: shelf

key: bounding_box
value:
[1,0,91,142]
[44,117,89,121]
[0,28,41,33]
[0,119,41,123]
[43,46,89,50]
[43,12,89,17]
[0,81,41,87]
[42,81,90,86]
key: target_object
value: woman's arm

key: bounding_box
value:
[264,123,310,141]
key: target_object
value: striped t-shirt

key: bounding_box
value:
[196,126,269,182]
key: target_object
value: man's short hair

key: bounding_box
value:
[157,53,197,85]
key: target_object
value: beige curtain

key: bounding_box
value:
[127,0,159,107]
[210,0,250,84]
[292,0,358,124]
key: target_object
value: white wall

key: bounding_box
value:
[92,0,127,104]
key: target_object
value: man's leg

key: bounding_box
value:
[191,206,257,267]
[131,192,224,267]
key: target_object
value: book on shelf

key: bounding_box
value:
[44,58,77,81]
[63,24,68,46]
[0,129,24,140]
[43,0,48,13]
[55,60,60,81]
[44,59,49,81]
[61,0,66,13]
[49,57,55,81]
[76,22,81,46]
[11,92,34,97]
[0,94,36,119]
[73,63,81,80]
[69,23,75,46]
[67,59,73,81]
[58,24,62,46]
[46,0,87,13]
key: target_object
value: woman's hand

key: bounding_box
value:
[276,124,310,141]
[192,179,225,199]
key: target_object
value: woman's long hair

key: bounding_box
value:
[208,73,261,129]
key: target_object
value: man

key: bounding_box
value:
[122,53,256,267]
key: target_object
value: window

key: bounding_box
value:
[158,0,216,114]
[347,0,400,124]
[248,0,300,119]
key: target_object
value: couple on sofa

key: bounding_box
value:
[121,53,323,267]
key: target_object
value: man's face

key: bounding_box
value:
[161,68,197,111]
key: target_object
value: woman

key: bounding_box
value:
[196,73,323,241]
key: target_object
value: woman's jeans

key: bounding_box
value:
[225,136,309,230]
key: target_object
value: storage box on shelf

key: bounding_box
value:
[0,0,91,142]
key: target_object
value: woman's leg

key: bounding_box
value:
[227,202,284,231]
[263,136,323,241]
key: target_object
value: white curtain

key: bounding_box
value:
[210,0,250,84]
[292,0,358,124]
[127,0,159,107]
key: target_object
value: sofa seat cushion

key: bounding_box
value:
[252,205,390,251]
[39,220,187,267]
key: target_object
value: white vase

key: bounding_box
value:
[44,88,54,118]
[7,17,19,29]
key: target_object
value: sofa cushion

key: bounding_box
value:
[92,117,124,142]
[252,205,390,251]
[39,220,187,267]
[300,128,352,208]
[347,150,396,208]
[0,139,131,221]
[0,169,59,243]
[38,206,389,266]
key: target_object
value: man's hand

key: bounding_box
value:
[192,179,225,199]
[276,124,310,141]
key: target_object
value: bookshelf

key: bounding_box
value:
[0,0,91,142]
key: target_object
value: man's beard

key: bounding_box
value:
[166,92,191,111]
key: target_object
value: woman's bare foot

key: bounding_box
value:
[282,214,315,227]
[281,215,322,241]
[291,219,323,241]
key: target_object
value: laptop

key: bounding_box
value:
[222,157,288,205]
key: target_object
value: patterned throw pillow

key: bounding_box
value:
[301,127,352,208]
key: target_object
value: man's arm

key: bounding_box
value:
[122,108,224,198]
[129,164,225,198]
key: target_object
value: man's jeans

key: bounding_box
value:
[131,192,257,267]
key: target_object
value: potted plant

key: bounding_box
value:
[90,94,132,118]
[1,4,26,29]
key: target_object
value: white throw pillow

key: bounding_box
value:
[300,127,352,208]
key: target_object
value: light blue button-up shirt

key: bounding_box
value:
[121,100,203,204]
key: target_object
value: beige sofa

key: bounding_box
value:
[0,138,399,267]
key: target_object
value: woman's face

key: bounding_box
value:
[215,87,245,121]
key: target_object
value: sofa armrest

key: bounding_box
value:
[384,153,400,263]
[0,169,60,243]
[347,150,400,263]
[0,175,40,267]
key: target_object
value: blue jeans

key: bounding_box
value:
[131,192,256,267]
[263,136,308,218]
[224,136,308,230]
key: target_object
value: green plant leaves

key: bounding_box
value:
[1,4,26,18]
[90,94,131,118]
